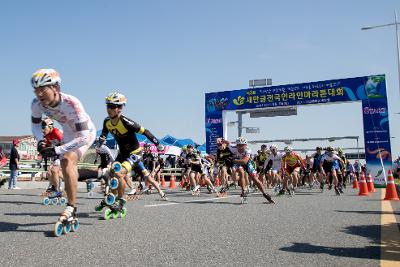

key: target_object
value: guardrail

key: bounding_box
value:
[1,159,183,181]
[0,160,98,181]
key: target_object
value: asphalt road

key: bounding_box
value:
[0,185,398,266]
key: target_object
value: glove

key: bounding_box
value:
[37,140,47,152]
[157,144,164,152]
[40,147,57,157]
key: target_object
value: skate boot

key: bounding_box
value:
[104,198,127,220]
[217,185,229,197]
[240,191,248,204]
[338,184,344,194]
[54,205,79,237]
[334,186,341,196]
[287,188,294,196]
[43,190,66,206]
[207,186,217,194]
[160,192,168,201]
[191,185,200,196]
[277,188,285,196]
[95,199,107,212]
[263,192,275,204]
[46,184,56,193]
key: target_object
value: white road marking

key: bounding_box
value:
[145,195,237,208]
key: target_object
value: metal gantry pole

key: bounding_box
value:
[395,10,400,98]
[238,112,243,137]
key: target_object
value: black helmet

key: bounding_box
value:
[326,146,334,152]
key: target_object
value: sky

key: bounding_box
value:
[1,0,400,158]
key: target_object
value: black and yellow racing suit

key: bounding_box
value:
[255,152,268,173]
[100,115,160,177]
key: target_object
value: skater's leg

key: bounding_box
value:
[61,151,79,206]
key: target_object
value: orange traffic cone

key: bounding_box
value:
[384,169,399,201]
[352,175,359,189]
[160,175,166,188]
[366,173,376,193]
[358,172,369,196]
[215,177,220,187]
[169,175,176,189]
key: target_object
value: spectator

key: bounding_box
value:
[166,154,176,168]
[0,146,6,167]
[8,139,20,189]
[353,160,361,180]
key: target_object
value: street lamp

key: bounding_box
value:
[361,10,400,99]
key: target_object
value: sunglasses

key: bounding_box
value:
[107,104,122,109]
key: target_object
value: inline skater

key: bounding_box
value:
[40,117,64,193]
[264,144,284,192]
[319,146,345,195]
[345,161,355,184]
[279,146,304,196]
[216,138,234,195]
[139,143,157,194]
[304,155,314,188]
[255,145,269,186]
[31,68,96,235]
[97,92,167,212]
[336,148,347,188]
[94,137,115,193]
[184,144,216,195]
[311,147,324,190]
[225,137,275,204]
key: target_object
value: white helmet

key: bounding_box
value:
[270,144,278,151]
[105,92,127,105]
[236,137,247,145]
[284,146,292,153]
[31,69,61,88]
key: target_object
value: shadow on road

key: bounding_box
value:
[335,210,400,216]
[280,242,380,260]
[0,200,40,205]
[0,221,53,233]
[280,223,400,262]
[0,193,42,197]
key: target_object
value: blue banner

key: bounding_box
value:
[205,75,391,185]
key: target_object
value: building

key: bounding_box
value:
[0,135,38,160]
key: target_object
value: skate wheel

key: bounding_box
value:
[112,211,119,219]
[105,193,116,206]
[112,162,122,173]
[43,197,50,206]
[59,197,66,205]
[54,222,63,237]
[120,207,127,218]
[63,223,71,234]
[104,209,112,220]
[71,219,79,232]
[110,178,118,190]
[51,198,59,205]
